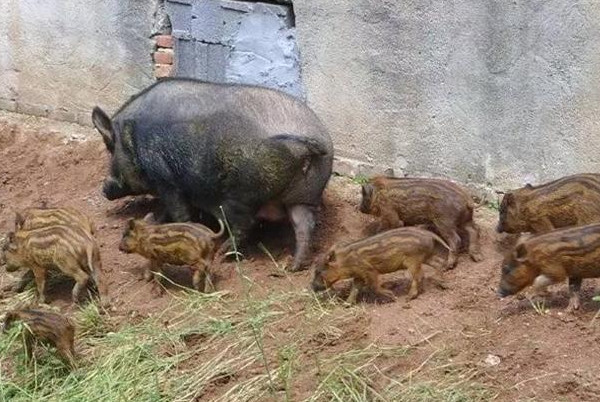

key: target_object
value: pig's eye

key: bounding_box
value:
[502,264,512,275]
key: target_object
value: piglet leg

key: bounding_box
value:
[566,277,582,312]
[287,204,316,272]
[32,268,47,304]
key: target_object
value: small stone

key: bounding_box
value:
[484,354,501,366]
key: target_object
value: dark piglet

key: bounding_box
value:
[497,223,600,312]
[3,308,76,368]
[92,78,333,272]
[497,173,600,234]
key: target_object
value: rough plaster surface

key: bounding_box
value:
[0,0,156,125]
[294,1,600,190]
[166,0,304,98]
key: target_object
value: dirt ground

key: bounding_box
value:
[1,111,600,401]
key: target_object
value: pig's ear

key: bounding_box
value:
[121,120,136,154]
[92,107,114,153]
[126,219,137,230]
[514,243,527,262]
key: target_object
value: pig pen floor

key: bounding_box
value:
[1,111,600,401]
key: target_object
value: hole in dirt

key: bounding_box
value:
[181,331,209,346]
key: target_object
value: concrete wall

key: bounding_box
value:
[166,0,304,98]
[0,0,156,125]
[294,1,600,190]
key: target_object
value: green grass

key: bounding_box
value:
[350,175,370,185]
[485,200,500,211]
[0,286,497,401]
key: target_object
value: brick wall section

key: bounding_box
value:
[153,34,174,79]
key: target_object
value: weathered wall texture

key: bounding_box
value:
[0,0,156,125]
[166,0,304,98]
[294,1,600,190]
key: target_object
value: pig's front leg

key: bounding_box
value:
[157,187,192,222]
[566,277,582,312]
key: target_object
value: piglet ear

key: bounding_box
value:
[502,192,514,206]
[92,107,114,153]
[514,243,528,262]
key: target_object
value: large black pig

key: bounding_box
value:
[92,78,333,271]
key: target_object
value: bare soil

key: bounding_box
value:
[1,111,600,401]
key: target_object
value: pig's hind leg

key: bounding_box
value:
[287,204,316,272]
[464,222,483,262]
[405,258,425,300]
[435,224,461,269]
[69,268,90,304]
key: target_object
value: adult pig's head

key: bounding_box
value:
[497,185,533,233]
[92,107,149,200]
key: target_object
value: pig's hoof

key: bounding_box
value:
[470,252,484,262]
[565,301,580,313]
[285,261,308,272]
[406,293,418,301]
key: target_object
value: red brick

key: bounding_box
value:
[155,35,173,48]
[153,50,173,65]
[154,64,173,78]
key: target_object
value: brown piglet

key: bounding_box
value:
[119,218,225,293]
[3,308,76,368]
[359,176,482,267]
[8,207,97,294]
[15,207,96,235]
[2,225,104,305]
[497,222,600,312]
[311,227,451,304]
[497,173,600,235]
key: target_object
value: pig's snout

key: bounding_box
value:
[497,287,510,298]
[311,276,327,293]
[496,222,504,233]
[118,239,131,253]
